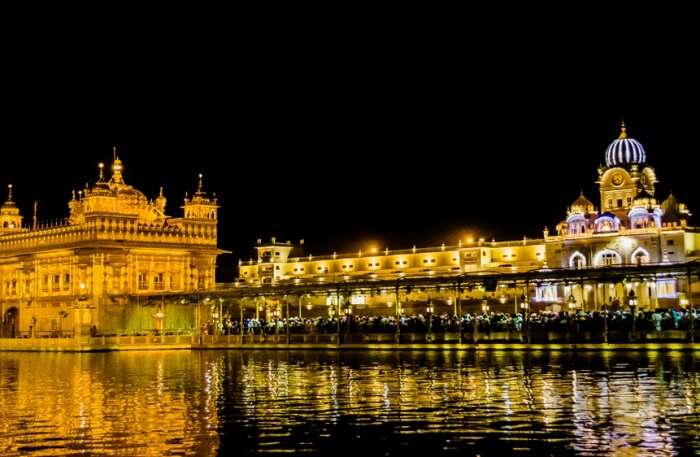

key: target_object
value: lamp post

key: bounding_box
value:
[218,297,224,335]
[74,282,90,339]
[154,307,165,337]
[285,299,290,344]
[567,294,577,341]
[456,281,463,344]
[257,302,264,335]
[628,289,638,336]
[520,294,529,343]
[687,270,695,343]
[395,285,401,344]
[212,307,219,336]
[603,297,610,344]
[239,299,244,340]
[426,299,435,337]
[344,305,353,341]
[272,307,280,340]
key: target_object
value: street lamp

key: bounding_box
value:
[154,307,165,336]
[426,300,435,336]
[212,307,220,335]
[519,294,529,311]
[272,308,280,337]
[628,289,638,335]
[520,294,530,341]
[344,306,353,339]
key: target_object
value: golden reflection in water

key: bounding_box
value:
[0,350,698,456]
[0,351,222,456]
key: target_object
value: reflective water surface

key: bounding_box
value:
[0,350,699,456]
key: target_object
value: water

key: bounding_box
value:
[0,350,699,456]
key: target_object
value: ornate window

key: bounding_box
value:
[154,273,164,290]
[138,273,148,290]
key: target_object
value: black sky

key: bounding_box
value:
[1,17,697,281]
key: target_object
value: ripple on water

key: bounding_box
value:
[0,351,699,456]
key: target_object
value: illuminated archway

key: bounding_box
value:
[569,251,586,269]
[630,246,651,266]
[593,249,622,267]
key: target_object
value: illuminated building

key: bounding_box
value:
[238,123,698,311]
[0,151,223,336]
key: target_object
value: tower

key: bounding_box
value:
[182,174,219,221]
[597,121,658,223]
[0,184,23,233]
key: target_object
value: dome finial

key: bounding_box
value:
[110,147,125,185]
[7,184,13,202]
[98,162,105,182]
[618,119,628,139]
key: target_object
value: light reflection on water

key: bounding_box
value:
[0,350,699,456]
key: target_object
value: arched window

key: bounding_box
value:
[569,252,586,269]
[631,247,650,266]
[594,249,622,267]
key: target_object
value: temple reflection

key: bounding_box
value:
[1,351,699,455]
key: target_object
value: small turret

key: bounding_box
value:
[182,174,218,221]
[0,184,24,233]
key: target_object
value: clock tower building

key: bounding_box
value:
[596,121,659,225]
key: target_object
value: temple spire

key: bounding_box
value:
[196,173,205,195]
[618,119,628,139]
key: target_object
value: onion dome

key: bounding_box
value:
[605,121,647,167]
[570,190,595,214]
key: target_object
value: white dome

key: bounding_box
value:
[605,122,646,167]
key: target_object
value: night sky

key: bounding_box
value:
[2,25,697,282]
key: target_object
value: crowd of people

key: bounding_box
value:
[204,308,699,336]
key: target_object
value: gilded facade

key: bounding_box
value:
[0,152,222,336]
